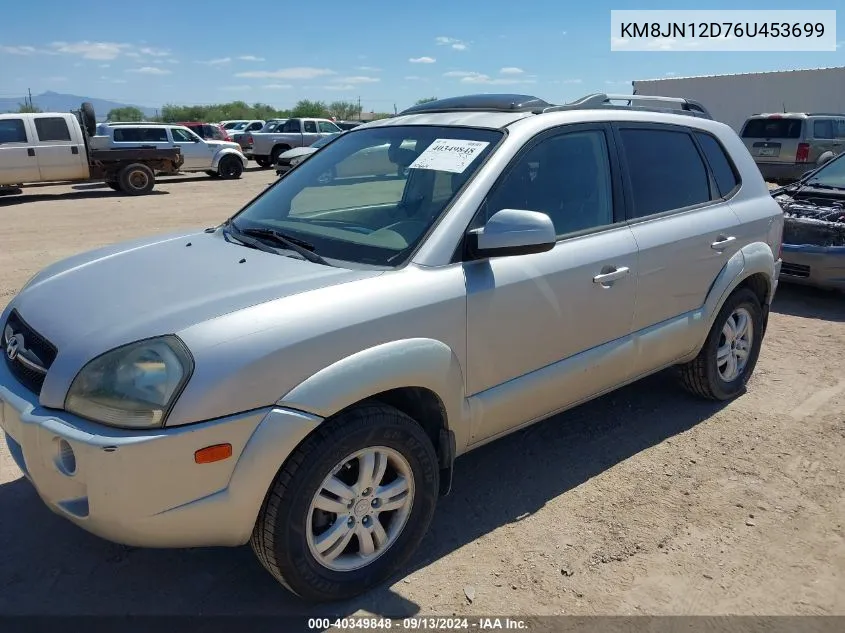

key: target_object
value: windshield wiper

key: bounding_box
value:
[805,182,845,191]
[237,226,333,267]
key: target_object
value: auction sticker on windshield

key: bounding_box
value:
[409,139,490,173]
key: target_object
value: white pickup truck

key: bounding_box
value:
[248,117,342,167]
[0,103,182,195]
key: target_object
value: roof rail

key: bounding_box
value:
[806,112,845,117]
[542,93,713,119]
[399,94,553,115]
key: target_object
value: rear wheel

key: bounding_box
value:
[250,402,439,602]
[270,146,288,167]
[255,157,271,168]
[677,288,764,400]
[117,163,155,196]
[206,170,221,178]
[105,180,121,191]
[217,155,244,180]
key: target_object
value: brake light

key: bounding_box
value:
[247,135,253,144]
[796,142,810,162]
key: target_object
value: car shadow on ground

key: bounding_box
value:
[0,370,726,620]
[0,190,169,206]
[770,283,845,323]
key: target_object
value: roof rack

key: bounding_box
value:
[806,112,845,117]
[399,94,553,115]
[542,93,712,119]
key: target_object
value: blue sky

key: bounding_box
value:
[0,0,842,112]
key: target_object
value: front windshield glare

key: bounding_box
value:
[808,155,845,188]
[233,125,502,266]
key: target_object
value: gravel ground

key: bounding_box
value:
[0,169,843,618]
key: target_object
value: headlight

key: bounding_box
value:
[65,336,193,428]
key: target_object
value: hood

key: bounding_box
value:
[8,229,380,396]
[280,146,317,160]
[207,140,241,151]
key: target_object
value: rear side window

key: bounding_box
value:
[694,132,740,197]
[304,121,318,133]
[113,127,168,142]
[837,120,845,138]
[34,117,71,142]
[0,119,27,143]
[813,119,835,139]
[247,122,263,131]
[619,128,711,218]
[741,118,802,139]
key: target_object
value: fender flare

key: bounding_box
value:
[817,151,837,167]
[211,149,247,170]
[690,241,776,356]
[278,338,469,451]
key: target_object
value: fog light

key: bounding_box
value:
[55,439,77,475]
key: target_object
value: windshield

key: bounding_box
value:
[741,118,803,139]
[806,153,845,189]
[230,122,248,131]
[223,122,242,129]
[311,133,340,148]
[232,125,502,267]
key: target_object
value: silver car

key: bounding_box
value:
[0,93,783,602]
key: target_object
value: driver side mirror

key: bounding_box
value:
[466,209,556,260]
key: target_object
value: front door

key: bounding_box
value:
[170,127,212,170]
[465,125,639,444]
[0,117,41,185]
[31,115,87,181]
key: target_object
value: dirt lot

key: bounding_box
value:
[0,169,843,618]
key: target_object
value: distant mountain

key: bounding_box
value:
[0,91,158,120]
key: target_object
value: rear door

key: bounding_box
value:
[0,116,41,184]
[31,115,87,181]
[740,116,804,164]
[170,127,212,170]
[613,122,742,368]
[810,118,844,162]
[302,120,321,146]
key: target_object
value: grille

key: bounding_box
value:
[780,262,811,278]
[3,310,58,394]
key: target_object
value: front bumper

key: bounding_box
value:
[0,363,321,548]
[780,244,845,290]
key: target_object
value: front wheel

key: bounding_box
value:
[217,155,244,180]
[255,157,271,168]
[250,402,439,602]
[677,288,764,400]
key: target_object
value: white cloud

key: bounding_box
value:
[665,72,676,76]
[460,72,536,85]
[125,52,141,58]
[409,56,436,63]
[562,30,568,35]
[139,46,170,57]
[263,84,292,89]
[50,40,131,60]
[236,66,336,79]
[199,57,232,65]
[45,76,68,83]
[611,37,630,47]
[837,41,844,49]
[238,55,265,61]
[326,84,355,91]
[128,66,172,75]
[220,85,250,91]
[443,70,476,77]
[356,65,382,72]
[435,36,469,50]
[100,63,110,68]
[0,45,38,55]
[500,67,524,75]
[646,37,679,50]
[331,75,379,84]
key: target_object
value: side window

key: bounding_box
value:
[113,128,140,142]
[0,119,28,144]
[618,128,710,218]
[484,130,614,237]
[247,122,263,131]
[34,117,72,142]
[835,119,845,139]
[304,121,318,133]
[283,120,301,133]
[171,128,196,142]
[814,119,834,139]
[694,132,740,197]
[318,121,337,133]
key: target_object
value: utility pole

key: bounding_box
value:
[27,88,33,109]
[357,96,361,119]
[393,103,397,115]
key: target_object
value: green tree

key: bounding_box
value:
[328,100,359,120]
[17,103,42,113]
[290,99,329,118]
[415,97,437,105]
[107,106,145,121]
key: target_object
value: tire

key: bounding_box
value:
[206,170,220,178]
[250,402,439,602]
[118,163,155,196]
[217,155,244,180]
[105,180,121,191]
[270,145,288,167]
[80,102,97,137]
[677,288,764,400]
[255,157,271,168]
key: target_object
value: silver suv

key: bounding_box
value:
[740,112,845,184]
[0,93,784,602]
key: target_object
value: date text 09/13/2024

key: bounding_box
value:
[307,617,529,630]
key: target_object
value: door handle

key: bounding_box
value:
[27,148,35,156]
[71,146,79,155]
[711,235,736,251]
[593,266,630,284]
